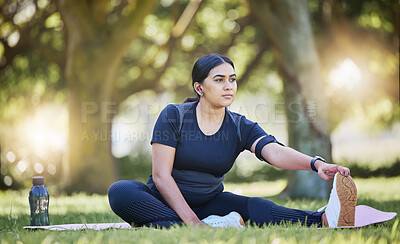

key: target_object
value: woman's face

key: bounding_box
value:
[199,62,237,108]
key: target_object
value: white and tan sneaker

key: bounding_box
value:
[201,211,245,228]
[319,173,357,227]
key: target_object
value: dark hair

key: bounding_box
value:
[183,53,234,103]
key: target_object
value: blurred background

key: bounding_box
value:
[0,0,398,196]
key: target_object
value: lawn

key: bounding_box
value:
[1,177,399,244]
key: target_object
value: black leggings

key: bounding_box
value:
[108,180,323,228]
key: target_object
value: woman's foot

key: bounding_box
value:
[321,212,328,227]
[201,211,245,228]
[320,173,357,227]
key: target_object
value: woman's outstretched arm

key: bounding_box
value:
[152,143,205,226]
[250,136,350,181]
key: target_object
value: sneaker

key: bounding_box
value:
[319,173,357,227]
[201,211,245,228]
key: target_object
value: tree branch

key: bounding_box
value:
[115,37,180,105]
[171,0,202,37]
[0,0,62,68]
[237,42,270,88]
[0,39,26,68]
[58,0,95,40]
[218,16,251,55]
[111,0,157,48]
[30,32,64,67]
[115,0,203,104]
[248,0,282,49]
[90,0,109,25]
[108,0,129,20]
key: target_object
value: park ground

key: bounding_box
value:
[1,176,399,244]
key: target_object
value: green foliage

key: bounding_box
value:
[0,52,65,123]
[308,0,399,131]
[117,0,273,100]
[225,162,287,183]
[0,50,66,191]
[342,159,400,178]
[1,177,399,243]
[343,0,396,34]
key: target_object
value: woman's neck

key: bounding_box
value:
[196,99,225,123]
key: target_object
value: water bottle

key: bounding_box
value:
[29,176,50,226]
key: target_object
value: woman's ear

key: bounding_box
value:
[194,82,203,95]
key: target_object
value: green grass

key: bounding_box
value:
[1,177,399,244]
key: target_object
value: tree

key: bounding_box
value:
[248,0,399,198]
[249,0,332,198]
[313,0,399,131]
[57,0,157,193]
[0,0,158,193]
[1,0,203,193]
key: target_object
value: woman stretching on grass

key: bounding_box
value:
[108,54,357,228]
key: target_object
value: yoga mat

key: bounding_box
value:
[24,222,132,231]
[23,205,397,230]
[347,205,397,228]
[319,205,397,229]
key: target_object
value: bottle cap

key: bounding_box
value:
[32,176,44,186]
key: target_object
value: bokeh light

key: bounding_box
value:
[328,58,362,91]
[6,151,16,163]
[19,105,67,159]
[3,175,13,186]
[1,105,68,187]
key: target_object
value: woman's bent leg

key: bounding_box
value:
[108,180,182,228]
[196,192,322,227]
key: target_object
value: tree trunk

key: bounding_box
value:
[59,0,156,193]
[249,0,332,198]
[64,48,119,194]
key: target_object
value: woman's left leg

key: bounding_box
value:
[195,192,323,227]
[108,180,182,227]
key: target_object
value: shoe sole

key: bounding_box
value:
[336,174,357,226]
[232,211,245,227]
[224,211,245,227]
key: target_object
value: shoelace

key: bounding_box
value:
[210,220,224,225]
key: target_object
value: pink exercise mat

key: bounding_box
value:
[340,205,397,228]
[24,222,133,231]
[23,205,397,230]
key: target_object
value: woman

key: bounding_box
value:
[108,54,357,228]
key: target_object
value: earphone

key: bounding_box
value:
[197,86,203,95]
